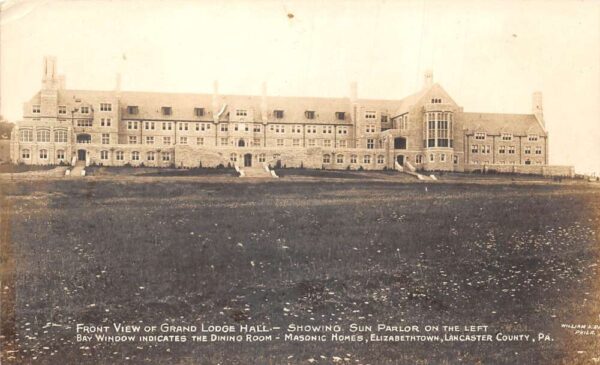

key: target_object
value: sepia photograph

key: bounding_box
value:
[0,0,599,364]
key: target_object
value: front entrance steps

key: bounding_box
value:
[395,161,436,181]
[237,164,278,178]
[68,161,87,177]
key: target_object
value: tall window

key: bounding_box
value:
[363,155,371,164]
[39,149,48,159]
[131,151,140,160]
[102,133,110,144]
[323,154,331,163]
[100,103,112,111]
[427,113,436,147]
[437,113,449,147]
[20,130,33,142]
[366,139,374,149]
[147,151,155,161]
[116,151,124,160]
[37,129,50,142]
[54,130,68,143]
[57,150,65,160]
[21,149,30,159]
[100,151,109,160]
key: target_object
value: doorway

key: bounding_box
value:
[244,153,252,167]
[396,155,404,166]
[78,149,86,161]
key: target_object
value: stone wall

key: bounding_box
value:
[465,164,574,177]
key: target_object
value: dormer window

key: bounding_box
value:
[365,111,376,119]
[195,107,205,117]
[474,132,486,140]
[305,110,315,119]
[335,112,345,120]
[32,105,41,114]
[81,106,90,114]
[100,103,112,111]
[236,109,247,117]
[128,106,139,115]
[274,110,284,119]
[162,107,172,116]
[501,133,513,141]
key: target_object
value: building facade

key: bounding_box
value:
[11,57,572,175]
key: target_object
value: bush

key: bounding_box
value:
[358,166,364,171]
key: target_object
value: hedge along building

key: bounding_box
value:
[10,57,574,176]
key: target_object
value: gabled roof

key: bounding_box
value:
[461,112,547,136]
[391,83,458,117]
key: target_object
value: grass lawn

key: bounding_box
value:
[1,179,599,364]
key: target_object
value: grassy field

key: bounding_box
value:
[1,177,599,364]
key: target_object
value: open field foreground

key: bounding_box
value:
[1,178,599,364]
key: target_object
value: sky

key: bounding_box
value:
[1,0,599,174]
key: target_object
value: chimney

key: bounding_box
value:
[261,82,268,123]
[42,56,57,89]
[532,91,544,126]
[212,80,220,123]
[423,70,433,89]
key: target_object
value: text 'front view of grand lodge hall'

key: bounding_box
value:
[10,57,574,177]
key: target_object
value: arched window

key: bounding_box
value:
[55,130,68,143]
[350,155,357,164]
[56,150,65,160]
[39,149,48,159]
[147,151,155,161]
[100,151,109,160]
[377,155,385,164]
[230,153,237,162]
[37,129,50,142]
[161,152,170,161]
[238,139,245,147]
[21,149,30,159]
[336,154,344,164]
[131,151,140,161]
[116,151,124,161]
[323,154,331,163]
[363,155,371,164]
[20,130,33,142]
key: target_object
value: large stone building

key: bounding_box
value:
[10,57,573,175]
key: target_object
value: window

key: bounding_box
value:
[336,154,344,164]
[367,139,374,149]
[81,106,90,114]
[453,155,459,164]
[381,115,388,124]
[128,121,138,130]
[54,130,68,143]
[365,111,376,119]
[323,125,333,134]
[431,98,442,104]
[102,133,110,144]
[162,122,172,130]
[335,112,345,120]
[528,135,539,142]
[253,124,261,133]
[236,109,247,117]
[365,124,376,133]
[440,154,446,162]
[305,110,315,119]
[161,152,170,161]
[127,106,139,115]
[128,136,138,144]
[323,140,331,147]
[253,138,261,146]
[499,146,506,154]
[101,118,112,127]
[508,146,516,154]
[481,145,490,154]
[144,121,155,130]
[338,140,347,148]
[535,146,542,155]
[475,132,486,140]
[277,139,284,147]
[100,103,112,112]
[77,119,93,127]
[147,151,155,161]
[116,151,124,161]
[20,130,33,142]
[161,107,172,116]
[230,153,237,162]
[308,139,316,147]
[146,136,154,144]
[429,154,435,162]
[273,153,281,161]
[306,125,317,134]
[197,137,204,146]
[131,151,140,161]
[220,124,228,132]
[415,155,423,164]
[292,139,300,147]
[100,150,109,160]
[437,113,449,147]
[377,155,385,164]
[32,105,41,113]
[21,149,30,159]
[471,145,479,154]
[57,150,65,160]
[363,155,371,164]
[178,122,189,131]
[323,154,331,163]
[398,115,408,130]
[58,106,66,114]
[39,149,48,159]
[524,146,531,155]
[163,137,171,145]
[37,129,50,142]
[337,126,348,134]
[221,137,228,146]
[180,136,187,144]
[502,133,513,141]
[195,107,205,117]
[427,113,436,147]
[274,110,284,118]
[350,155,357,164]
